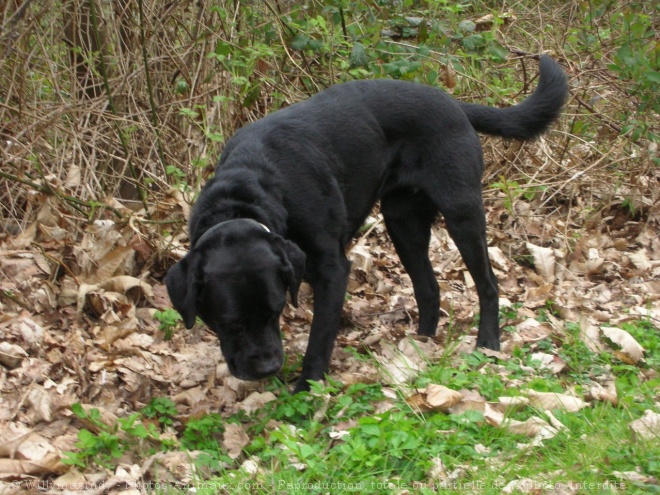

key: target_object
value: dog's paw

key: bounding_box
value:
[292,380,310,394]
[476,338,501,352]
[292,377,326,394]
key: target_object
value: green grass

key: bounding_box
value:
[197,330,657,494]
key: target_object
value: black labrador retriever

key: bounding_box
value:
[165,55,568,392]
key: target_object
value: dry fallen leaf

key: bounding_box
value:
[496,396,530,414]
[239,391,277,414]
[0,455,65,478]
[16,315,45,350]
[530,353,567,374]
[15,433,56,462]
[0,342,28,368]
[505,416,558,439]
[376,345,421,386]
[448,389,486,415]
[526,243,556,282]
[145,450,206,482]
[516,318,552,343]
[328,426,352,440]
[488,246,510,271]
[405,384,464,413]
[544,410,567,431]
[586,381,618,405]
[427,456,448,482]
[600,326,645,363]
[337,365,380,387]
[629,410,660,441]
[502,478,545,494]
[397,336,441,363]
[53,468,87,489]
[26,385,52,423]
[77,405,119,432]
[348,245,373,273]
[240,457,260,475]
[425,384,463,411]
[172,386,207,407]
[474,13,495,30]
[222,423,250,460]
[578,314,606,353]
[99,275,154,303]
[629,248,652,271]
[405,393,431,412]
[524,283,554,305]
[525,390,588,412]
[613,470,655,484]
[439,64,456,90]
[483,403,505,427]
[0,423,32,458]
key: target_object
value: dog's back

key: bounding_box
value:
[231,55,567,147]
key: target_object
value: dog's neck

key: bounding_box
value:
[189,163,289,247]
[194,218,270,248]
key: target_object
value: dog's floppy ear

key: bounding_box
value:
[277,239,306,307]
[164,252,199,329]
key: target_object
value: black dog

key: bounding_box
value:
[165,55,568,392]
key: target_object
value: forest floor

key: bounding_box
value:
[1,137,658,492]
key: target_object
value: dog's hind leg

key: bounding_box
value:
[433,191,500,351]
[409,138,500,350]
[381,190,440,337]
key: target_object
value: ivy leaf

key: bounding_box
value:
[458,19,476,34]
[71,402,87,420]
[350,42,369,68]
[291,34,310,50]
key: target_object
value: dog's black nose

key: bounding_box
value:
[245,349,282,378]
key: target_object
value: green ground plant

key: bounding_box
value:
[62,308,660,491]
[62,401,175,469]
[153,308,184,340]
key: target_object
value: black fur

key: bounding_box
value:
[165,55,569,392]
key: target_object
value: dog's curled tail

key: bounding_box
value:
[459,55,569,140]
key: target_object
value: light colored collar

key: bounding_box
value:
[194,218,270,247]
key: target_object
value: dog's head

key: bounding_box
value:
[164,220,305,381]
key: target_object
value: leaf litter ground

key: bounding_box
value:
[1,143,659,493]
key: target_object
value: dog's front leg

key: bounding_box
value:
[294,255,351,393]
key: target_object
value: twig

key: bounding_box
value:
[88,0,150,216]
[338,3,348,42]
[32,242,81,285]
[0,0,33,35]
[0,169,123,219]
[574,95,622,134]
[263,0,325,91]
[137,0,166,171]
